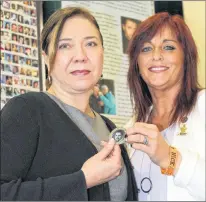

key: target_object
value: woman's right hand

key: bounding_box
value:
[81,138,122,188]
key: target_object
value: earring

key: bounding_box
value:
[100,74,103,80]
[47,75,52,85]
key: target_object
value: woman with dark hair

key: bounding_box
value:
[125,12,205,201]
[1,6,137,201]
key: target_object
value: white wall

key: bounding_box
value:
[183,1,205,88]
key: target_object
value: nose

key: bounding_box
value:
[152,49,163,61]
[73,45,88,63]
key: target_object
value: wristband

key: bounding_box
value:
[161,146,178,176]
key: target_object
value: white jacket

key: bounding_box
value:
[125,90,205,201]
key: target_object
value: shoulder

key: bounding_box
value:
[192,89,205,118]
[1,92,51,117]
[5,91,46,104]
[196,89,205,110]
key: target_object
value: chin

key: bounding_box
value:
[148,81,169,90]
[72,82,95,92]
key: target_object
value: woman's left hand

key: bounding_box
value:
[126,122,170,168]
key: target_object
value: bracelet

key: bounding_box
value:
[161,146,178,176]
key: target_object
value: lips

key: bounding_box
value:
[71,70,91,76]
[148,66,169,73]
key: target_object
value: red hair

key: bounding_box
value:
[127,12,202,124]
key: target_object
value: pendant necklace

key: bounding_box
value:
[140,153,153,194]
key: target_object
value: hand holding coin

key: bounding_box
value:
[109,128,127,144]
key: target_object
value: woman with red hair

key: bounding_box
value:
[125,12,205,201]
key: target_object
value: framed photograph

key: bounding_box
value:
[5,75,13,85]
[18,15,24,24]
[18,36,24,44]
[2,1,10,9]
[20,67,26,75]
[32,80,39,88]
[90,79,116,115]
[19,56,26,65]
[13,76,20,85]
[13,88,20,96]
[4,11,11,20]
[6,86,13,96]
[5,53,12,63]
[11,23,17,32]
[4,64,12,72]
[5,42,11,51]
[4,21,11,30]
[11,44,18,52]
[17,5,24,14]
[3,31,11,41]
[31,39,37,48]
[32,60,38,67]
[11,13,17,21]
[11,3,16,11]
[12,33,18,42]
[12,55,19,64]
[18,25,23,33]
[121,16,141,54]
[12,66,19,75]
[26,68,32,77]
[19,46,25,55]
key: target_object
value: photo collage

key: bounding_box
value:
[1,1,40,108]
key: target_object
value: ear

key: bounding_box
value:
[42,51,50,72]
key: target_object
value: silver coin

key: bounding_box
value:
[109,128,127,144]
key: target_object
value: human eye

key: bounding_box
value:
[141,46,152,52]
[86,41,97,47]
[163,45,176,50]
[58,43,71,50]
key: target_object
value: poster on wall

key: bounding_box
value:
[1,1,41,109]
[61,1,155,127]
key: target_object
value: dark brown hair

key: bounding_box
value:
[41,6,103,88]
[127,12,202,124]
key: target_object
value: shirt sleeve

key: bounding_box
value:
[173,90,205,200]
[1,96,88,201]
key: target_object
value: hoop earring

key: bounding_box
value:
[47,75,52,85]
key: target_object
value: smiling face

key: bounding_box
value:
[137,26,184,91]
[46,16,104,94]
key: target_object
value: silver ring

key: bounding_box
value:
[143,136,149,145]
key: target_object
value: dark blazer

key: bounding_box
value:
[1,92,138,201]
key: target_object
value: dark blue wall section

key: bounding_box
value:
[43,1,61,24]
[155,1,183,17]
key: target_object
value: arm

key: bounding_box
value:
[173,149,205,200]
[126,90,205,200]
[99,95,115,109]
[173,90,205,200]
[1,96,88,201]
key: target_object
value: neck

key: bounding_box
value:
[149,86,180,117]
[47,84,94,118]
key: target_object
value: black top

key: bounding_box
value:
[1,92,138,201]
